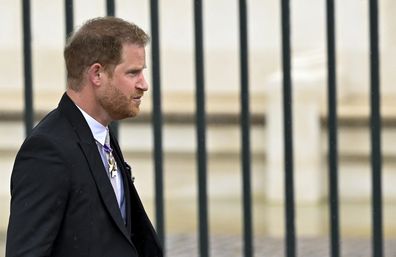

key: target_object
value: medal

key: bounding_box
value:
[104,143,117,178]
[108,154,117,178]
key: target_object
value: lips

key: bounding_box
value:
[132,95,143,104]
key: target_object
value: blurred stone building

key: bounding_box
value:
[0,0,395,242]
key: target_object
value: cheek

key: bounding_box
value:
[121,78,136,95]
[120,77,136,91]
[112,77,130,95]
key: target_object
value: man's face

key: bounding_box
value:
[98,44,148,121]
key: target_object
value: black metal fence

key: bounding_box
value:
[19,0,384,257]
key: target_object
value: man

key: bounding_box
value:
[6,17,162,257]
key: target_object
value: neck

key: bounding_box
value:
[66,88,111,126]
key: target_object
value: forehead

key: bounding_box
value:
[120,43,146,64]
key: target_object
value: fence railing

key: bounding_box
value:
[19,1,384,257]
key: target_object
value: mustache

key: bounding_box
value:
[130,92,144,100]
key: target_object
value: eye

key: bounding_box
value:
[127,70,141,77]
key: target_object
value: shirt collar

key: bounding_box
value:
[75,105,108,146]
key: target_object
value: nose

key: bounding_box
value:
[137,73,149,91]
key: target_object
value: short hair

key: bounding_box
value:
[64,16,150,90]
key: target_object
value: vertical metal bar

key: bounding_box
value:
[64,0,73,91]
[369,0,383,257]
[22,0,33,136]
[106,0,115,16]
[280,0,296,257]
[106,0,119,139]
[193,1,209,257]
[65,0,74,40]
[238,1,253,257]
[325,1,340,257]
[150,0,165,249]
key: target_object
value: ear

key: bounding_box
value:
[87,63,103,87]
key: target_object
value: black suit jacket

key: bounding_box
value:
[6,93,162,257]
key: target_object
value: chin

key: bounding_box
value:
[129,109,139,118]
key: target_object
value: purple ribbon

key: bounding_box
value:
[103,144,113,154]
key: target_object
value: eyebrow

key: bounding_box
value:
[126,65,146,73]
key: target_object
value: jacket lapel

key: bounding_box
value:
[78,141,133,245]
[109,130,163,256]
[57,93,133,246]
[110,135,133,235]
